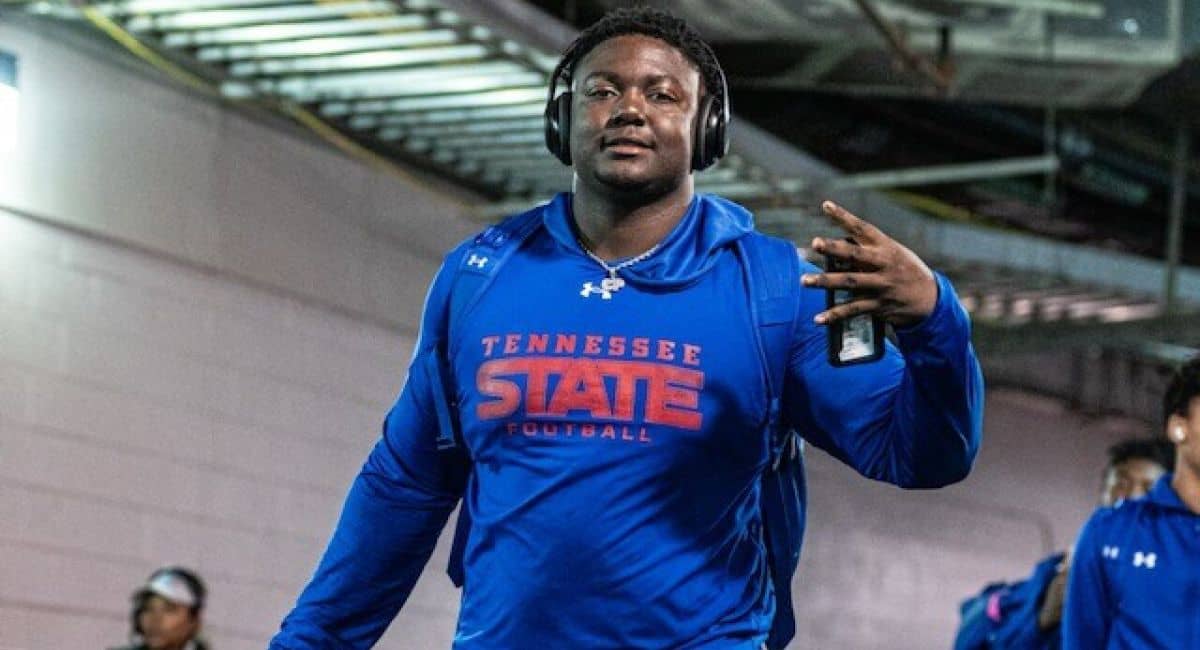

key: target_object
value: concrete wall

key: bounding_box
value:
[0,201,412,649]
[0,15,470,650]
[0,13,1157,650]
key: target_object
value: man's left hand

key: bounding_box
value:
[801,200,938,328]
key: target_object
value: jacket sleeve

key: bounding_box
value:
[954,553,1066,650]
[1062,510,1113,650]
[953,584,1003,650]
[269,246,471,649]
[783,266,984,488]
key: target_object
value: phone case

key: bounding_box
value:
[824,242,885,367]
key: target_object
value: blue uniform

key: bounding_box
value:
[954,552,1065,650]
[1063,476,1200,649]
[269,193,984,649]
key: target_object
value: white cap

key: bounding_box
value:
[138,571,199,608]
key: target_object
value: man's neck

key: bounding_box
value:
[571,181,694,260]
[1171,461,1200,514]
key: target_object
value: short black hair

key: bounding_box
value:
[1106,437,1175,473]
[551,6,724,106]
[1164,355,1200,425]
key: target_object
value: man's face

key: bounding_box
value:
[138,595,199,650]
[568,34,702,198]
[1100,458,1166,506]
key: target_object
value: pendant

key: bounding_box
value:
[580,272,625,299]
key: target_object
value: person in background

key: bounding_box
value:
[953,436,1173,650]
[109,566,209,650]
[1062,356,1200,649]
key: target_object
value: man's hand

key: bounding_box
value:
[1038,562,1069,631]
[801,201,938,328]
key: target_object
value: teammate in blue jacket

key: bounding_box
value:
[953,438,1172,650]
[270,7,984,649]
[1063,356,1200,649]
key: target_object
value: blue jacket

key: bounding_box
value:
[270,193,984,649]
[1063,476,1200,649]
[954,552,1065,650]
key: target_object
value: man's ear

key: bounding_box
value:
[1167,413,1188,444]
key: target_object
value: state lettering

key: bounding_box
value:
[475,357,704,430]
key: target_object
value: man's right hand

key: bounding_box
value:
[1037,556,1070,631]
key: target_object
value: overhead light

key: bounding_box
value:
[127,1,398,31]
[262,60,529,91]
[350,108,544,133]
[0,51,17,156]
[103,0,289,15]
[352,115,543,137]
[228,44,490,77]
[162,15,429,47]
[320,88,546,116]
[260,64,543,102]
[195,29,461,62]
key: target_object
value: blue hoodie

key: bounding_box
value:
[1062,475,1200,650]
[270,193,984,649]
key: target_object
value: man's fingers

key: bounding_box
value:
[815,297,883,325]
[810,237,883,268]
[821,201,882,243]
[801,271,886,291]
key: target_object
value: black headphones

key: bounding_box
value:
[543,41,730,171]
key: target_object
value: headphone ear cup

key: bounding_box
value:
[691,95,713,171]
[712,100,729,161]
[544,91,572,166]
[692,95,727,172]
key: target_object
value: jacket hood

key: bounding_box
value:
[1145,474,1195,513]
[540,191,756,288]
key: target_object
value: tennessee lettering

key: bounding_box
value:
[481,333,702,366]
[476,357,705,431]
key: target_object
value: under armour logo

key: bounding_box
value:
[580,276,625,300]
[1102,546,1120,560]
[1133,551,1157,569]
[466,254,488,269]
[580,282,614,300]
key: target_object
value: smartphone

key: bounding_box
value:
[825,241,885,367]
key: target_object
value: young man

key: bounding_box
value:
[953,437,1174,650]
[1063,357,1200,649]
[270,8,984,649]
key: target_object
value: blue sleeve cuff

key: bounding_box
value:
[893,271,971,351]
